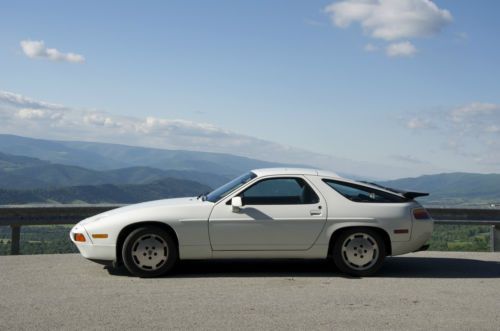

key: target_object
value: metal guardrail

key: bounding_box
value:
[0,205,499,255]
[0,205,120,255]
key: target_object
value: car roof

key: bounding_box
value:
[250,168,407,198]
[251,167,342,178]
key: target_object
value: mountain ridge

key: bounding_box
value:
[0,178,211,205]
[0,134,292,175]
[0,151,229,189]
[380,172,500,205]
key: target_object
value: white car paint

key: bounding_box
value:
[70,168,433,264]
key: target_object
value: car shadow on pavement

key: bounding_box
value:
[106,256,500,279]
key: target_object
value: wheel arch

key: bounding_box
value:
[115,221,180,265]
[327,225,392,257]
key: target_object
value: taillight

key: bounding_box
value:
[413,208,431,220]
[74,233,86,242]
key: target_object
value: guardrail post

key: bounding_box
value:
[491,225,500,252]
[10,225,20,255]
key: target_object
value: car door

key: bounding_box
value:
[208,176,327,251]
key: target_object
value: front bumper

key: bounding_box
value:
[70,224,116,261]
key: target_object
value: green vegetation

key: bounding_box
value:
[428,224,490,251]
[0,224,492,255]
[0,225,77,255]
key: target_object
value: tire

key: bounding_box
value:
[332,228,386,277]
[121,226,178,278]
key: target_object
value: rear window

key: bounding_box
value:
[323,179,407,203]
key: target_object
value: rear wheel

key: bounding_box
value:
[332,228,386,277]
[122,226,178,277]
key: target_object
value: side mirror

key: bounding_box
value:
[231,197,243,213]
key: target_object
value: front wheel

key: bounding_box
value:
[122,226,178,278]
[332,228,386,277]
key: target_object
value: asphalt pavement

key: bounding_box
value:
[1,252,499,330]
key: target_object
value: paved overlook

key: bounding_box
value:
[1,252,500,330]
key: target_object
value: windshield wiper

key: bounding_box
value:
[197,191,210,201]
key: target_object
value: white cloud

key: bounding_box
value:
[324,0,452,56]
[325,0,452,40]
[450,102,500,123]
[386,41,417,57]
[16,108,63,121]
[406,117,431,129]
[403,102,500,168]
[20,40,85,63]
[406,103,500,133]
[0,90,66,110]
[0,90,419,179]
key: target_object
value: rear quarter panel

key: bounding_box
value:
[306,176,417,253]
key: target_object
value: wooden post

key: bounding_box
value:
[10,225,20,255]
[492,225,500,252]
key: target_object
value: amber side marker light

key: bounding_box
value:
[74,233,86,242]
[92,234,108,239]
[413,208,431,220]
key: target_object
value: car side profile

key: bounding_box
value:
[70,168,433,277]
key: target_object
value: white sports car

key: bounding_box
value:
[71,168,433,277]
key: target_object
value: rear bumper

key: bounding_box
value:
[392,218,433,256]
[414,244,430,252]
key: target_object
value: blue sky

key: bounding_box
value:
[1,0,499,178]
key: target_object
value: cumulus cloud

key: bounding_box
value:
[386,41,417,57]
[324,0,452,56]
[20,40,85,63]
[0,90,419,179]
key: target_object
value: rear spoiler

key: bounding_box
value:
[402,191,429,199]
[360,181,429,200]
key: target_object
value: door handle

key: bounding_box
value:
[310,210,322,216]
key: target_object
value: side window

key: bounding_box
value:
[240,177,319,205]
[323,179,406,203]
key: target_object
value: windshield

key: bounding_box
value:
[205,172,257,202]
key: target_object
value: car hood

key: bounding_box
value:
[80,197,212,225]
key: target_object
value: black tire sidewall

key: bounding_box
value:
[122,226,178,278]
[332,228,386,277]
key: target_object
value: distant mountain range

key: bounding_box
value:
[0,134,499,206]
[0,178,211,204]
[0,134,290,176]
[0,151,229,189]
[380,173,500,206]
